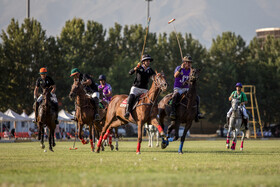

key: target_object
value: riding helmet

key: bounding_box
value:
[98,75,106,81]
[70,68,80,77]
[182,55,192,62]
[39,67,48,74]
[141,54,153,62]
[235,82,243,88]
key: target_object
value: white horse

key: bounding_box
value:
[226,98,246,151]
[144,123,159,147]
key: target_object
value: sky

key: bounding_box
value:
[0,0,279,48]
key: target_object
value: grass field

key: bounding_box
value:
[0,139,279,187]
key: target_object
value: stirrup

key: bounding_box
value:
[95,114,100,121]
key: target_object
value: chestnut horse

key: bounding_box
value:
[96,73,168,154]
[69,80,107,152]
[36,87,56,152]
[158,68,200,154]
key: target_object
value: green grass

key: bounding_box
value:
[0,139,279,187]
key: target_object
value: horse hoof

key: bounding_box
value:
[110,145,114,151]
[178,151,183,154]
[136,152,141,155]
[226,144,229,149]
[53,143,56,147]
[116,147,119,151]
[240,148,243,151]
[95,149,100,153]
[41,144,45,149]
[49,148,54,152]
[161,143,167,149]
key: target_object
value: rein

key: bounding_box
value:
[135,75,165,113]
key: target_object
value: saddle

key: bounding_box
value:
[120,93,145,110]
[167,93,187,106]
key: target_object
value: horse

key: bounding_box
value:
[226,98,246,151]
[158,68,200,154]
[144,123,159,147]
[69,79,108,152]
[95,72,168,154]
[36,87,56,152]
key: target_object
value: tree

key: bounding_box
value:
[0,18,48,113]
[205,32,249,123]
[247,36,280,124]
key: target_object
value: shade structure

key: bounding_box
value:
[5,109,31,122]
[0,112,16,122]
[58,109,73,122]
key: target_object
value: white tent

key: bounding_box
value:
[5,109,32,132]
[0,112,16,133]
[0,112,16,122]
[5,109,31,122]
[29,112,35,120]
[59,109,73,122]
[58,109,76,134]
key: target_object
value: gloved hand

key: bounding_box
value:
[137,62,141,68]
[34,96,38,102]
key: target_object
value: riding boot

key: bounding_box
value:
[195,95,204,122]
[53,102,59,124]
[170,92,180,120]
[92,97,100,121]
[243,118,248,130]
[33,101,39,124]
[124,94,135,119]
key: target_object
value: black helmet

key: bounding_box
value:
[98,75,106,81]
[182,55,192,62]
[141,54,153,62]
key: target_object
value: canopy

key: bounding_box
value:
[5,109,31,121]
[29,112,35,120]
[58,109,73,122]
[21,111,33,121]
[28,111,67,121]
[0,112,16,122]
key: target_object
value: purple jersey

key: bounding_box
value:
[173,66,190,88]
[98,83,112,102]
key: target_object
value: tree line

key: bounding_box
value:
[0,18,279,126]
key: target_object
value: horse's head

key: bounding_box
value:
[231,98,240,112]
[69,79,83,100]
[188,68,201,84]
[152,71,168,91]
[42,87,52,106]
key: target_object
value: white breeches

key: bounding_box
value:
[227,105,248,119]
[174,87,189,95]
[37,93,57,103]
[86,92,100,99]
[129,86,148,97]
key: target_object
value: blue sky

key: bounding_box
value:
[0,0,279,48]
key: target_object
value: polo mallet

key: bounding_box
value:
[69,123,78,150]
[139,17,152,64]
[168,18,183,61]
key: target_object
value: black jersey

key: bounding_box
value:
[36,75,55,89]
[79,73,98,93]
[129,66,156,89]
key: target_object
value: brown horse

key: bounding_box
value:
[69,80,109,152]
[158,68,200,153]
[95,73,168,154]
[36,87,56,152]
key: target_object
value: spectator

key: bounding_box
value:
[11,128,15,138]
[55,125,60,140]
